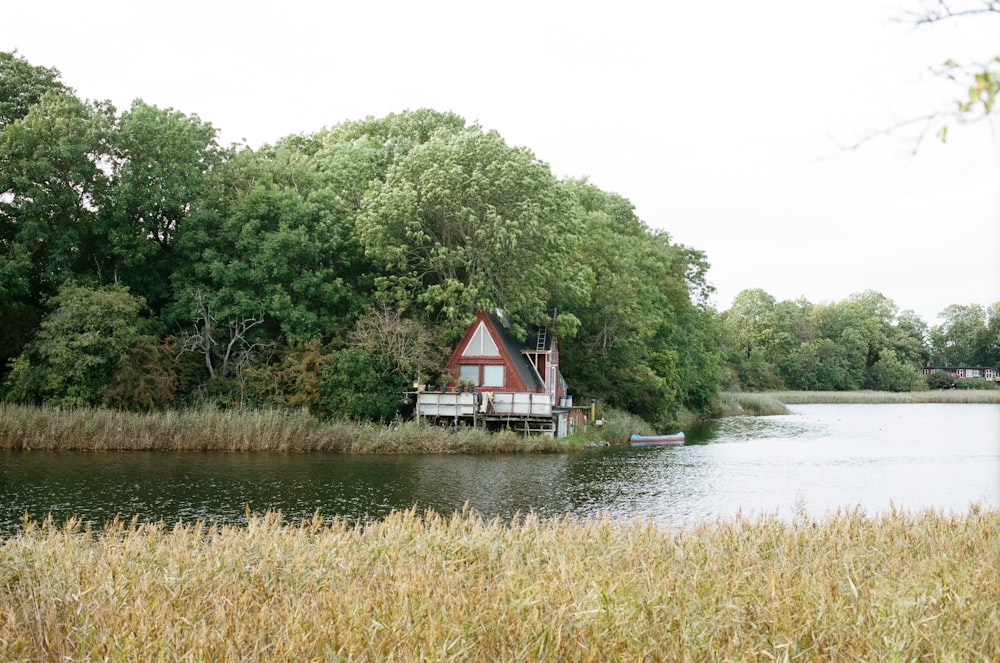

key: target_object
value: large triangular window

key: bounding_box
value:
[462,321,500,357]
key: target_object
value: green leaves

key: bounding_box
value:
[946,56,1000,118]
[722,289,944,392]
[170,142,371,346]
[0,62,727,422]
[556,180,720,425]
[0,51,66,130]
[315,348,411,423]
[4,283,153,406]
[930,303,995,367]
[357,126,584,337]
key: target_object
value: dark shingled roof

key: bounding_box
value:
[486,311,546,391]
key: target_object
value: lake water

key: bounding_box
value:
[2,404,997,535]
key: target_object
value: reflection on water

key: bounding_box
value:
[2,404,997,535]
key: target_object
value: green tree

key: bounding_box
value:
[313,108,468,182]
[725,289,779,361]
[357,126,587,337]
[315,348,411,423]
[4,283,154,406]
[100,100,223,312]
[0,85,115,382]
[930,303,990,365]
[778,336,863,391]
[869,348,924,392]
[985,302,1000,368]
[891,309,931,367]
[170,142,371,349]
[556,180,720,426]
[0,51,66,130]
[721,289,786,390]
[811,291,908,390]
[0,89,115,301]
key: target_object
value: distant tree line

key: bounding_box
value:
[720,288,1000,392]
[0,51,722,427]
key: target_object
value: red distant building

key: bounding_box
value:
[920,366,1000,382]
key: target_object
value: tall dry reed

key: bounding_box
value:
[2,506,997,661]
[718,392,790,416]
[0,404,570,453]
[766,390,1000,405]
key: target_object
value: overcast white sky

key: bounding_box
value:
[6,0,999,325]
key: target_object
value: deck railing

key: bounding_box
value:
[415,391,553,420]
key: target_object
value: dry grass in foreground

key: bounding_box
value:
[2,507,997,661]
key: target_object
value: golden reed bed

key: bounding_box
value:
[2,506,997,661]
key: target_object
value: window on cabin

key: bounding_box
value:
[461,322,500,357]
[482,364,504,387]
[459,364,479,386]
[458,364,505,387]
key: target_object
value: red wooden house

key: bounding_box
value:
[920,366,1000,382]
[415,310,590,436]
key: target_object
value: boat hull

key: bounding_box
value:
[629,432,685,446]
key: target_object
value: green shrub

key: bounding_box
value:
[102,340,179,411]
[4,283,155,407]
[926,370,956,390]
[955,377,999,390]
[316,348,412,423]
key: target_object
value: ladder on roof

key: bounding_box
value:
[535,327,548,351]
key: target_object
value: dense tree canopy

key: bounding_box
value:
[5,282,155,407]
[721,286,998,392]
[0,51,66,129]
[555,180,721,426]
[357,126,587,338]
[0,53,731,425]
[1,51,995,429]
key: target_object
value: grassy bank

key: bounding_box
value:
[717,392,791,416]
[2,507,996,661]
[765,389,1000,405]
[0,404,574,453]
[3,390,994,453]
[716,389,1000,415]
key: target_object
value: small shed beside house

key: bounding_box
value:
[415,310,591,437]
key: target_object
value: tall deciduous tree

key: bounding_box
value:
[4,283,154,406]
[931,303,992,365]
[0,84,114,383]
[0,89,114,301]
[357,127,587,338]
[170,142,372,349]
[0,51,66,130]
[101,100,222,312]
[725,288,779,361]
[986,302,1000,368]
[557,180,720,425]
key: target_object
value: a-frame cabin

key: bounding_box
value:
[415,310,589,437]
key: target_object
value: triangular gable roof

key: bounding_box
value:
[461,320,501,357]
[446,310,545,391]
[485,312,545,391]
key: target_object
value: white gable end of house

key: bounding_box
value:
[462,321,500,357]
